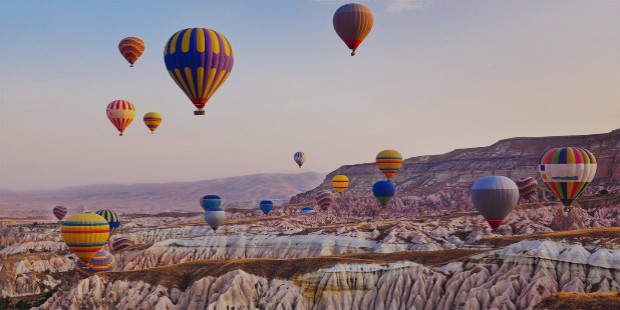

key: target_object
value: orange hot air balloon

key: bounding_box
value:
[333,3,373,56]
[118,37,145,67]
[106,100,136,136]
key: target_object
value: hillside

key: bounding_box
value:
[0,172,324,215]
[291,129,619,212]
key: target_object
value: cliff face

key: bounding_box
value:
[291,129,620,212]
[37,239,620,310]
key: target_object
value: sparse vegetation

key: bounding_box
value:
[534,292,620,310]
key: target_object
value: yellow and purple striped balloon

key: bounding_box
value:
[61,212,110,264]
[89,249,115,274]
[95,210,120,236]
[111,237,135,252]
[516,177,538,200]
[164,28,234,115]
[315,190,334,211]
[75,260,92,279]
[118,37,145,67]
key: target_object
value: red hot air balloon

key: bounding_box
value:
[333,3,373,56]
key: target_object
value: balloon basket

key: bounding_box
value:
[194,110,205,115]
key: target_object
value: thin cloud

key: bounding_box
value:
[387,0,430,13]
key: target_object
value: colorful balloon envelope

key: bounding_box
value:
[376,150,403,181]
[471,176,519,232]
[111,237,135,252]
[331,175,350,195]
[516,177,538,200]
[95,210,120,235]
[106,100,136,136]
[539,147,597,209]
[89,249,115,274]
[259,200,274,215]
[143,112,162,133]
[61,212,110,264]
[200,195,222,211]
[294,152,307,168]
[118,37,145,67]
[315,191,335,211]
[372,180,396,207]
[75,260,92,279]
[204,207,226,231]
[164,28,234,115]
[300,207,314,214]
[53,206,67,221]
[333,3,373,56]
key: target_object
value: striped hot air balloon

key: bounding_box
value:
[106,100,136,136]
[331,175,350,195]
[315,191,334,211]
[95,210,120,235]
[259,200,274,215]
[376,150,403,181]
[294,152,307,168]
[539,147,597,211]
[53,206,67,221]
[164,28,234,115]
[118,37,145,67]
[333,3,373,56]
[516,177,538,200]
[75,260,92,279]
[89,249,115,274]
[111,238,135,252]
[471,176,519,232]
[372,180,396,207]
[61,212,110,264]
[200,195,222,211]
[143,112,162,133]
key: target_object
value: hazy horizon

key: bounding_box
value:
[1,1,619,190]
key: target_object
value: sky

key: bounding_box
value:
[1,0,619,191]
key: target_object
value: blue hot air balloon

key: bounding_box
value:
[259,200,274,215]
[200,195,222,211]
[372,180,396,207]
[300,207,314,214]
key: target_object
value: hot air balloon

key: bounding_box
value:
[143,112,162,133]
[89,249,115,274]
[200,195,222,211]
[53,206,67,221]
[204,207,226,231]
[61,212,110,264]
[118,37,145,67]
[376,150,403,181]
[539,147,597,212]
[471,176,519,232]
[331,175,350,195]
[75,260,92,279]
[95,210,120,236]
[164,28,234,115]
[315,191,335,211]
[300,207,314,214]
[106,100,136,136]
[259,200,274,215]
[333,3,373,56]
[516,177,538,200]
[111,238,135,252]
[372,180,396,207]
[294,152,307,168]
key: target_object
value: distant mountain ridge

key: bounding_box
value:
[0,172,324,214]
